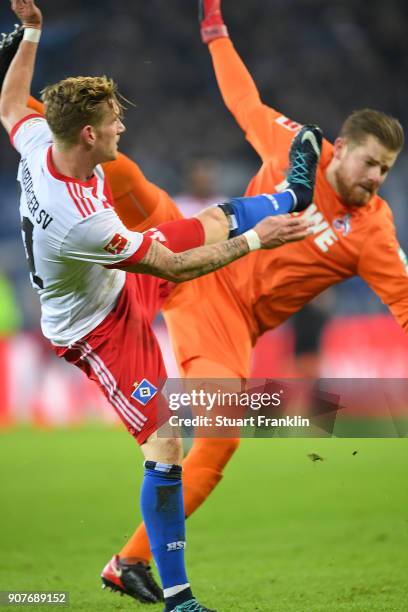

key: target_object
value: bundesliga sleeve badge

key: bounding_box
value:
[103,233,129,255]
[131,378,158,406]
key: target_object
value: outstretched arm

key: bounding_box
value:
[200,0,262,131]
[198,1,300,161]
[358,209,408,334]
[0,0,42,133]
[123,213,312,282]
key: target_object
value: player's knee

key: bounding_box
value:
[143,434,183,465]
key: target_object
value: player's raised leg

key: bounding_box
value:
[218,123,323,238]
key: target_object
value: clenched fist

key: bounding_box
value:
[11,0,42,29]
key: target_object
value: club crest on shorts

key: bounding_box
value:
[103,232,129,255]
[131,378,158,406]
[333,214,351,236]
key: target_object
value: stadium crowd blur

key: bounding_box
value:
[1,0,408,384]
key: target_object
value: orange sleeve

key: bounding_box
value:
[27,96,45,114]
[357,205,408,332]
[208,38,302,162]
[102,154,183,231]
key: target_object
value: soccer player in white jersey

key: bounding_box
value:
[0,2,321,610]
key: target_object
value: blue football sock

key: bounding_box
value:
[141,461,192,610]
[219,190,297,237]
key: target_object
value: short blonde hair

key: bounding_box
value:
[340,108,404,152]
[41,75,123,147]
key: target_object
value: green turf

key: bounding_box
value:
[0,428,407,611]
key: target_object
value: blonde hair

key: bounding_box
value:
[340,108,404,152]
[41,75,123,147]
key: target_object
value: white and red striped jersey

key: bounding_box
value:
[11,115,151,346]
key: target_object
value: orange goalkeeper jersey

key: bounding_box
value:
[162,38,408,377]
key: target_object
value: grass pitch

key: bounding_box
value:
[0,428,407,611]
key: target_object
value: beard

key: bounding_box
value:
[334,167,376,207]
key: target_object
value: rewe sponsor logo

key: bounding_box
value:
[274,183,345,254]
[302,204,338,252]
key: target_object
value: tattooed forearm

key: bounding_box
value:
[171,235,249,281]
[126,235,250,282]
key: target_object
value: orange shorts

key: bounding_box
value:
[164,267,253,379]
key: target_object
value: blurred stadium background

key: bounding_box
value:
[1,3,408,611]
[1,0,408,426]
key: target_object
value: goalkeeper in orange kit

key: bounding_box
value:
[2,1,408,604]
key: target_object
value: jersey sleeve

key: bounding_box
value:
[357,206,408,333]
[144,218,205,253]
[10,115,52,156]
[61,208,152,268]
[209,38,302,161]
